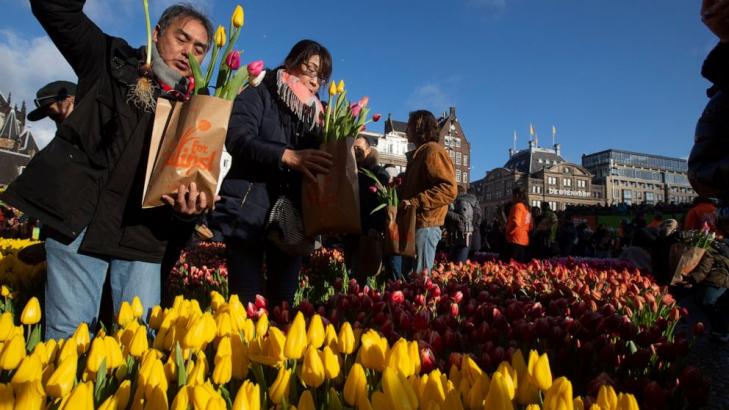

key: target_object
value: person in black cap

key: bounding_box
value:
[26,81,76,126]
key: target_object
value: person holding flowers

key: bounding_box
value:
[0,0,215,339]
[400,110,458,275]
[211,40,334,307]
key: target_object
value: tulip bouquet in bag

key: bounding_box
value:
[361,170,415,257]
[141,4,266,209]
[670,222,715,285]
[302,80,379,235]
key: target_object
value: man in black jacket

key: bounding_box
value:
[0,0,213,339]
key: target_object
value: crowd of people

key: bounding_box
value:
[0,0,727,347]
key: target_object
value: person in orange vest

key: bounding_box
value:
[501,187,532,263]
[684,197,717,232]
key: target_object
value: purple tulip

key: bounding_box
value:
[225,51,241,70]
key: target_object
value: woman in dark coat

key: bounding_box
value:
[211,40,333,307]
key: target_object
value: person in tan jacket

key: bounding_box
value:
[400,110,458,274]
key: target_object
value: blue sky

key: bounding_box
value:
[0,0,718,181]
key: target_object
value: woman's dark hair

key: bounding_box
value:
[283,40,333,84]
[512,187,527,204]
[407,110,439,145]
[157,3,214,50]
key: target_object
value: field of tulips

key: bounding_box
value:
[0,238,711,408]
[0,291,645,409]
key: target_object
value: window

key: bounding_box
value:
[455,138,461,148]
[449,150,456,160]
[563,178,572,187]
[548,177,557,185]
[645,192,655,204]
[576,180,586,188]
[456,169,462,183]
[532,186,542,194]
[563,167,570,173]
[456,152,462,165]
[463,172,468,182]
[531,200,541,208]
[463,155,468,167]
[549,202,557,210]
[623,190,633,205]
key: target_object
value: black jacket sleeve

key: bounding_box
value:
[702,43,729,91]
[225,86,288,175]
[30,0,106,85]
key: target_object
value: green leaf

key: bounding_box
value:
[627,340,638,354]
[187,52,205,95]
[370,203,387,215]
[221,68,249,101]
[219,385,233,408]
[27,325,41,353]
[93,359,107,405]
[176,342,187,387]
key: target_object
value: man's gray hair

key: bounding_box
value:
[157,3,214,50]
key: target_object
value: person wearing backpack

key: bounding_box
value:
[446,187,481,263]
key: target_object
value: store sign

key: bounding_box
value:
[548,188,590,197]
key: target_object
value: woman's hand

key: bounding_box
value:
[162,182,210,216]
[702,0,729,42]
[400,199,413,208]
[282,148,333,182]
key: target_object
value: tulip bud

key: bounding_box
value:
[527,350,553,391]
[117,302,134,328]
[597,384,618,410]
[14,380,44,410]
[337,80,345,94]
[247,60,265,78]
[343,363,367,406]
[297,389,316,410]
[268,367,292,404]
[328,81,337,96]
[20,297,41,325]
[0,383,13,409]
[225,51,241,71]
[212,354,232,385]
[372,113,382,122]
[284,311,307,360]
[213,26,227,50]
[321,346,340,379]
[307,314,325,349]
[86,337,107,373]
[337,322,355,354]
[544,377,573,410]
[131,297,144,319]
[10,354,42,385]
[232,380,260,410]
[300,345,325,388]
[129,325,149,358]
[0,334,25,370]
[0,313,14,342]
[255,312,268,337]
[64,381,94,409]
[0,286,9,297]
[232,5,244,28]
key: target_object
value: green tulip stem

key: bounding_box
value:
[143,0,152,66]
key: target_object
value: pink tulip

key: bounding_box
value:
[359,96,369,108]
[247,60,264,77]
[225,51,241,70]
[350,102,362,117]
[368,185,378,194]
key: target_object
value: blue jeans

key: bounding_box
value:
[450,245,469,263]
[45,231,161,340]
[385,255,403,280]
[699,285,728,334]
[415,227,442,274]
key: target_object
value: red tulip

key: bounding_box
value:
[247,60,264,77]
[390,290,404,305]
[372,113,382,122]
[225,50,241,70]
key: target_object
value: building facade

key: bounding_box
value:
[472,141,605,220]
[438,107,471,190]
[0,92,38,187]
[581,149,696,206]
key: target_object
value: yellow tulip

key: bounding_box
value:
[118,301,134,327]
[528,350,553,391]
[20,296,41,325]
[574,397,585,410]
[329,387,344,410]
[86,337,107,373]
[484,372,515,410]
[130,296,144,319]
[408,340,421,374]
[371,391,388,410]
[496,361,518,400]
[215,336,232,363]
[382,367,417,410]
[307,314,325,348]
[212,25,226,50]
[284,311,307,359]
[337,322,355,354]
[544,377,573,410]
[231,5,244,28]
[423,370,446,405]
[328,81,337,97]
[188,353,208,386]
[324,324,338,351]
[0,383,13,410]
[386,338,415,377]
[444,388,464,410]
[268,367,292,404]
[212,354,232,385]
[597,385,618,410]
[104,336,124,369]
[182,316,207,351]
[467,373,490,410]
[461,355,483,385]
[232,380,259,410]
[129,325,149,357]
[14,380,45,410]
[337,80,345,94]
[514,351,540,404]
[46,356,77,397]
[321,345,340,379]
[0,334,25,370]
[98,396,117,410]
[192,383,215,410]
[255,312,268,338]
[171,386,191,410]
[0,286,9,297]
[241,318,255,342]
[0,313,14,341]
[616,393,639,410]
[297,389,316,410]
[216,312,233,337]
[116,380,132,409]
[73,322,90,354]
[300,345,325,388]
[230,334,249,380]
[526,405,542,410]
[10,354,42,385]
[147,385,168,410]
[342,364,365,407]
[62,381,94,410]
[359,329,388,371]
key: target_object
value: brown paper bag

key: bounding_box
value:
[397,205,417,257]
[142,95,233,209]
[669,243,706,285]
[302,137,361,236]
[384,205,399,255]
